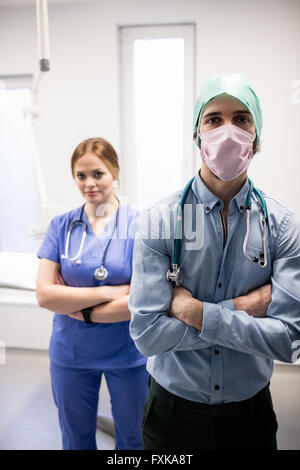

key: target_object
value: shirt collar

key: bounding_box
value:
[191,171,250,214]
[233,177,250,213]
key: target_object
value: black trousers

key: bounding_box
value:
[142,377,278,450]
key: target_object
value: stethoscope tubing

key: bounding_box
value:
[172,177,194,266]
[167,177,269,286]
[61,205,87,264]
[61,202,119,267]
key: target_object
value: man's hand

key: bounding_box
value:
[234,284,272,318]
[169,286,203,331]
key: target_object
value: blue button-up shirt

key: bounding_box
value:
[129,172,300,404]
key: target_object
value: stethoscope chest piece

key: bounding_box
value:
[62,202,120,282]
[166,264,183,287]
[94,265,108,281]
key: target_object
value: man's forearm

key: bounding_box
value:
[169,282,271,332]
[172,291,262,331]
[181,290,269,330]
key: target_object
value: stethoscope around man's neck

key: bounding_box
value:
[166,177,269,286]
[61,201,120,281]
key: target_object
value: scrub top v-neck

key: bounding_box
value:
[37,204,146,370]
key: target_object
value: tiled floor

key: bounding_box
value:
[0,348,299,450]
[0,348,115,450]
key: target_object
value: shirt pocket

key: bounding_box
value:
[237,245,272,293]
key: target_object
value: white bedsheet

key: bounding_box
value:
[0,251,52,350]
[0,251,39,291]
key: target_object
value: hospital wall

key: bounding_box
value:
[0,1,300,449]
[0,0,299,217]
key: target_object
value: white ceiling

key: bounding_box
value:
[0,0,111,6]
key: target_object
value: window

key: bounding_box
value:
[0,76,38,253]
[120,24,195,209]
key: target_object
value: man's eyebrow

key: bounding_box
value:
[233,110,251,115]
[202,111,222,118]
[203,110,251,118]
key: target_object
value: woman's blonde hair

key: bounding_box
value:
[71,137,120,182]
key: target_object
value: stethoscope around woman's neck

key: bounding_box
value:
[166,177,269,286]
[61,201,120,281]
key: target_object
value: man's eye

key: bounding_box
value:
[235,116,249,123]
[95,172,104,178]
[207,117,219,124]
[76,174,85,179]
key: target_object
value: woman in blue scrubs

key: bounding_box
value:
[36,137,148,450]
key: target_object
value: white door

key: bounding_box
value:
[119,24,196,209]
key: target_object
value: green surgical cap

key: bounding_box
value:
[193,74,263,147]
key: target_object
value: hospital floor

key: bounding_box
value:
[0,348,299,450]
[0,348,115,450]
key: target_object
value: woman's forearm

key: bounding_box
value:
[91,295,131,323]
[37,285,128,314]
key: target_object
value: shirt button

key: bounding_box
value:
[216,201,221,207]
[240,205,244,210]
[215,350,220,355]
[218,282,222,288]
[205,206,210,211]
[214,385,220,390]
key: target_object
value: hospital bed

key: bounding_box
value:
[0,251,52,350]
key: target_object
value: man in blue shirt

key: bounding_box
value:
[128,74,300,450]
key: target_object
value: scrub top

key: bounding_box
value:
[37,204,146,370]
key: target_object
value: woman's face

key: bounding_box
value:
[73,152,115,205]
[199,94,256,136]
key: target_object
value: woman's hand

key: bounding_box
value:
[53,270,66,286]
[101,284,130,302]
[68,311,85,321]
[68,291,132,324]
[53,270,86,320]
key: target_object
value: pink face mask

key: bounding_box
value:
[199,124,256,182]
